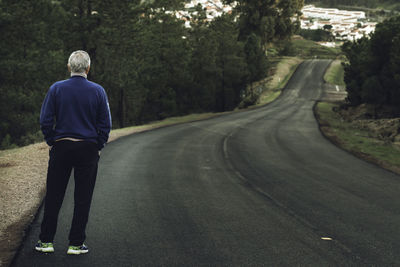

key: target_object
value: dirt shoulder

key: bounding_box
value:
[0,142,48,267]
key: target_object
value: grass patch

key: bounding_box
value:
[289,38,342,59]
[258,90,281,105]
[316,102,400,171]
[324,60,345,86]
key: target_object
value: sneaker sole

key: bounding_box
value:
[67,249,89,255]
[35,247,54,253]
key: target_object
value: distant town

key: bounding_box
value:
[171,0,376,46]
[301,5,377,42]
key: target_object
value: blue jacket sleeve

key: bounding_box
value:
[40,86,56,146]
[96,87,112,150]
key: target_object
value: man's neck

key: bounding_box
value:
[71,72,87,79]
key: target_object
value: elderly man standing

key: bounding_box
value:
[36,50,111,255]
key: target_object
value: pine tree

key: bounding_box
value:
[224,0,303,50]
[0,0,65,148]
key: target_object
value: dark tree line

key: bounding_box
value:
[342,15,400,116]
[0,0,301,149]
[299,28,334,42]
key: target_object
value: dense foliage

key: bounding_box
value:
[299,29,334,42]
[0,0,301,149]
[342,15,400,115]
[225,0,304,48]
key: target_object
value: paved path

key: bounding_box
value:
[12,60,400,266]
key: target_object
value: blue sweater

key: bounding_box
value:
[40,76,112,149]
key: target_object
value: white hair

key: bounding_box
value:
[68,50,91,73]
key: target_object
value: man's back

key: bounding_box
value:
[40,75,111,149]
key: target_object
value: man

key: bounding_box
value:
[36,50,111,255]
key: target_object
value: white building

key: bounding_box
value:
[301,5,374,41]
[302,5,365,21]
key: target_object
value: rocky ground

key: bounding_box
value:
[337,103,400,145]
[320,82,400,148]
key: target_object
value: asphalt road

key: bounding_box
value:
[12,60,400,266]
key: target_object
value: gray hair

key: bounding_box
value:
[68,50,91,73]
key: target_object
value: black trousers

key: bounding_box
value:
[39,140,99,246]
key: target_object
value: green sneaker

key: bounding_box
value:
[35,240,54,253]
[67,244,89,255]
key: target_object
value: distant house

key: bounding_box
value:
[176,0,236,27]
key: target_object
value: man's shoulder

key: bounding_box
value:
[48,79,68,92]
[51,79,68,87]
[86,80,104,90]
[86,80,107,96]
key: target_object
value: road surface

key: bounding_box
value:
[12,60,400,266]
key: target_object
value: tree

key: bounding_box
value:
[94,0,146,127]
[342,37,372,106]
[389,34,400,106]
[211,15,248,111]
[244,33,269,84]
[224,0,304,50]
[0,0,65,148]
[342,15,400,115]
[299,29,334,41]
[134,12,190,121]
[187,17,219,112]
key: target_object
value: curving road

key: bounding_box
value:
[13,60,400,266]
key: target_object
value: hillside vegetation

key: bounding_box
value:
[287,37,341,58]
[342,15,400,117]
[0,0,303,150]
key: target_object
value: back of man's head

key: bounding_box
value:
[68,50,91,73]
